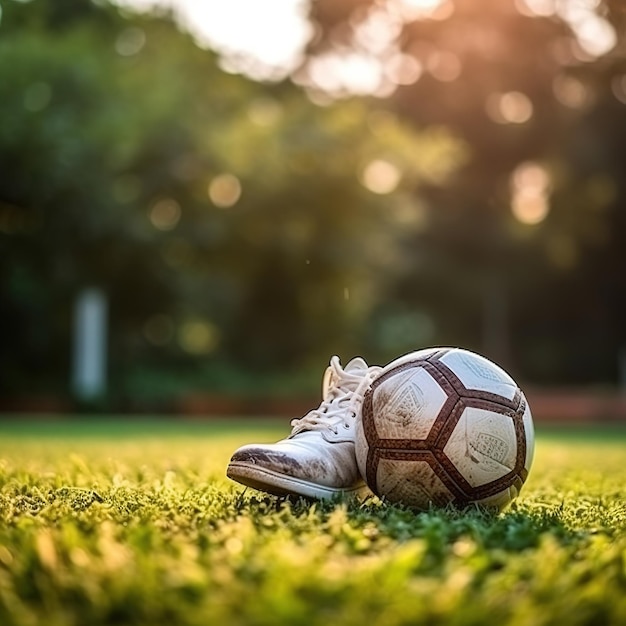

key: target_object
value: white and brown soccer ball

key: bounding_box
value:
[355,347,534,511]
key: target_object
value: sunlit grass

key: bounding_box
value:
[0,419,624,626]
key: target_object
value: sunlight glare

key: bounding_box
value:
[115,0,313,79]
[179,0,313,79]
[571,12,616,57]
[517,0,615,58]
[307,53,384,96]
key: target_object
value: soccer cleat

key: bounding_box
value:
[226,356,382,500]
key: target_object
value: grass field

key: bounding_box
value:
[0,418,624,626]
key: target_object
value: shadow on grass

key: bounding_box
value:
[234,489,584,556]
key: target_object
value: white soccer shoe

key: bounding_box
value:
[226,356,382,500]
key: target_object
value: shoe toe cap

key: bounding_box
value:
[229,444,331,484]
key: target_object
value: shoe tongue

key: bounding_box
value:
[343,356,368,373]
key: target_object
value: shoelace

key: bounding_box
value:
[290,356,382,436]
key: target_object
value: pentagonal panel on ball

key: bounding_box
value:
[439,349,518,400]
[372,366,448,441]
[443,405,518,488]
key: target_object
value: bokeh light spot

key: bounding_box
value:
[115,27,146,56]
[553,75,590,109]
[514,0,556,17]
[486,91,533,124]
[512,162,550,193]
[392,0,446,20]
[510,161,551,225]
[178,319,219,355]
[149,198,181,231]
[209,173,242,208]
[429,0,454,20]
[611,75,626,105]
[427,51,461,82]
[517,0,614,59]
[360,160,401,194]
[511,194,549,225]
[572,11,616,58]
[307,52,385,97]
[385,53,422,86]
[352,7,402,56]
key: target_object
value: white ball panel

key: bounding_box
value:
[355,418,368,480]
[376,459,453,508]
[440,349,518,400]
[382,348,443,374]
[521,394,535,471]
[372,367,448,440]
[444,407,517,487]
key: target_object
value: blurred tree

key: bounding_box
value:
[0,0,251,397]
[2,0,624,403]
[292,0,626,382]
[0,0,464,402]
[212,97,464,367]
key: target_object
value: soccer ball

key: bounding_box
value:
[355,347,534,511]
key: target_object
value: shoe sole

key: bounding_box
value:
[227,462,366,500]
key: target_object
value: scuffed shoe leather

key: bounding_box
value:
[227,356,381,499]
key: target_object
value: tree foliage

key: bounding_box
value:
[0,0,466,401]
[300,0,626,382]
[1,0,625,405]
